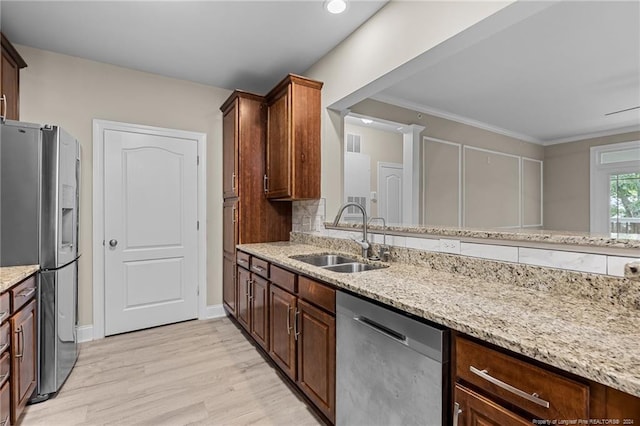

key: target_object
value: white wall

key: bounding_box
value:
[17,45,230,326]
[303,0,514,219]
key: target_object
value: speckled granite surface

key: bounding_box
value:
[237,241,640,398]
[328,222,640,249]
[295,233,640,310]
[0,265,39,292]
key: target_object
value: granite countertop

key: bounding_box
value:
[238,241,640,398]
[0,265,39,293]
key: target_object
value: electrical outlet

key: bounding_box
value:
[439,239,461,254]
[624,262,640,281]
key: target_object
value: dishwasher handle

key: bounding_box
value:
[354,316,408,345]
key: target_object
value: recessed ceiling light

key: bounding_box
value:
[361,118,373,124]
[325,0,347,14]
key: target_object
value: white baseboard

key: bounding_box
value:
[204,304,226,319]
[77,325,94,343]
[78,306,225,343]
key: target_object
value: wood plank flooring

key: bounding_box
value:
[20,318,323,425]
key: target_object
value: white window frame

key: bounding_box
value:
[590,140,640,235]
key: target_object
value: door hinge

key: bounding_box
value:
[197,155,200,165]
[102,240,105,246]
[197,221,200,230]
[197,286,200,296]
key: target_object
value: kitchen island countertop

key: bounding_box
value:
[238,241,640,398]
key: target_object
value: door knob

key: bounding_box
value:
[109,239,118,247]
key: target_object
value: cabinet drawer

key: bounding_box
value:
[270,265,296,293]
[456,337,589,421]
[0,323,8,356]
[0,380,8,426]
[250,257,269,279]
[0,352,8,388]
[236,251,250,269]
[11,274,36,313]
[0,294,9,324]
[455,383,531,426]
[298,276,335,314]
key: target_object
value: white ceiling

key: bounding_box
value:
[0,0,387,94]
[376,1,640,144]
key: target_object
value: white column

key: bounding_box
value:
[402,125,425,224]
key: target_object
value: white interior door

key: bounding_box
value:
[344,152,371,219]
[104,129,198,336]
[378,162,403,225]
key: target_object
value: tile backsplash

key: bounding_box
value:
[292,199,326,233]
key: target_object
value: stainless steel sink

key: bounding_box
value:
[323,263,386,273]
[290,254,387,273]
[291,254,357,267]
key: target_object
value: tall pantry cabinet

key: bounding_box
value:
[220,91,291,316]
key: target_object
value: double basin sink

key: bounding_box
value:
[290,254,388,273]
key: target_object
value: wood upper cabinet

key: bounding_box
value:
[296,299,335,423]
[269,283,297,381]
[0,33,27,122]
[265,74,322,200]
[10,299,36,424]
[222,99,239,199]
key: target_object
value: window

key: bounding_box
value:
[610,172,640,238]
[590,141,640,238]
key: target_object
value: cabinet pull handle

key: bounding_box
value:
[251,265,265,273]
[0,94,6,122]
[0,343,8,353]
[453,402,462,426]
[231,172,236,192]
[232,205,236,224]
[294,309,300,341]
[286,305,292,335]
[248,279,253,301]
[18,288,36,298]
[15,326,24,360]
[237,258,247,266]
[470,366,550,408]
[0,312,7,323]
[263,174,269,194]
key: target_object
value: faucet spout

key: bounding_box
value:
[333,202,370,258]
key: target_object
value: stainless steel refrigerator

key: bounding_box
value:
[0,119,80,402]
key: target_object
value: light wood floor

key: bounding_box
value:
[21,318,323,426]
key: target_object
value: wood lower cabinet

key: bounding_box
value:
[455,384,531,426]
[236,266,251,331]
[0,381,9,426]
[249,275,269,350]
[0,33,27,122]
[269,284,297,380]
[222,254,236,315]
[296,299,336,422]
[265,74,322,200]
[10,299,36,424]
[236,251,336,424]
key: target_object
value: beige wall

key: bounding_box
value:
[343,122,403,217]
[17,45,231,326]
[303,1,514,219]
[544,131,640,232]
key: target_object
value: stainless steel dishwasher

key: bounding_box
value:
[336,291,449,426]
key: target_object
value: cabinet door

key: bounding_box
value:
[222,199,238,257]
[265,88,291,199]
[223,254,236,317]
[236,267,251,331]
[455,384,531,426]
[249,275,269,350]
[222,100,238,198]
[11,299,37,424]
[269,284,296,380]
[1,50,19,121]
[297,300,335,423]
[0,381,9,426]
